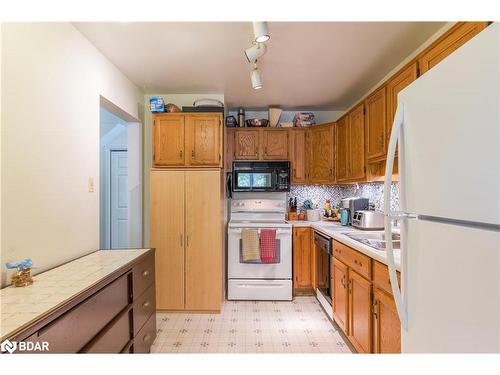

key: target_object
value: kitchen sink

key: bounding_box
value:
[344,231,400,250]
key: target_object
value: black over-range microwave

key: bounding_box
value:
[230,161,290,193]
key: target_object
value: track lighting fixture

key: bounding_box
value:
[244,42,267,63]
[253,22,270,43]
[251,64,263,90]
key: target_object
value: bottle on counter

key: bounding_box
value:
[238,107,245,127]
[325,199,332,218]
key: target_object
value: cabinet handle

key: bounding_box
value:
[142,270,150,277]
[143,334,151,343]
[180,234,183,247]
[293,168,297,178]
[143,301,150,308]
[348,279,352,294]
[373,300,378,319]
[191,150,195,158]
[264,146,268,154]
[179,150,183,159]
[186,235,189,247]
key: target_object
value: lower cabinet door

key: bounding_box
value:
[332,258,349,334]
[348,270,372,353]
[293,227,313,292]
[373,287,401,353]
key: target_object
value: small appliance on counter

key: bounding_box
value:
[352,210,384,230]
[340,197,369,225]
[225,115,238,127]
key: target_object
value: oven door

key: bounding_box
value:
[227,227,292,279]
[233,170,277,192]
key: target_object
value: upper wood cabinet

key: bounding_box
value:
[225,128,235,172]
[153,115,185,166]
[234,129,260,160]
[365,86,387,161]
[185,115,222,166]
[386,62,418,138]
[262,129,289,160]
[335,116,349,182]
[348,104,366,181]
[293,227,314,293]
[309,123,335,184]
[290,129,308,184]
[419,22,488,75]
[336,105,366,183]
[153,113,222,168]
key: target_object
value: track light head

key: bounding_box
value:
[253,22,270,43]
[244,43,267,63]
[251,64,263,90]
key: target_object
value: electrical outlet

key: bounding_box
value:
[88,177,94,193]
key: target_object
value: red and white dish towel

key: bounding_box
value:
[259,229,277,263]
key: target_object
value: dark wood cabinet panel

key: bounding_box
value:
[373,287,401,353]
[348,104,366,181]
[365,86,387,161]
[290,129,307,184]
[133,314,156,354]
[335,116,349,182]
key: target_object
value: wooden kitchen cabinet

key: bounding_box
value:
[348,104,366,182]
[290,129,308,184]
[335,116,349,182]
[293,227,314,294]
[153,113,222,168]
[225,128,235,171]
[308,123,335,184]
[150,170,185,310]
[153,115,185,166]
[262,129,289,160]
[373,287,401,353]
[185,115,222,166]
[365,86,387,161]
[150,169,222,311]
[234,129,260,159]
[418,22,488,75]
[185,170,222,311]
[332,258,349,334]
[348,269,372,353]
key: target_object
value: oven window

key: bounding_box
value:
[252,173,272,188]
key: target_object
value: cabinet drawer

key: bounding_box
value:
[372,261,400,295]
[133,284,156,336]
[333,241,371,279]
[37,274,129,353]
[133,253,155,299]
[134,314,156,354]
[82,308,132,353]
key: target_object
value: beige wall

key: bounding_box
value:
[1,23,143,286]
[142,93,224,246]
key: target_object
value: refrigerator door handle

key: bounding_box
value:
[384,103,408,330]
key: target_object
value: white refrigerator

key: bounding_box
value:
[384,22,500,353]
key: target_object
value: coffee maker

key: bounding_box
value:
[340,197,369,225]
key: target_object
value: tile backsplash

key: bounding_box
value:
[288,182,399,212]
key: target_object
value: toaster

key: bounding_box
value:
[352,210,385,230]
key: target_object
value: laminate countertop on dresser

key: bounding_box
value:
[0,249,152,341]
[287,220,401,271]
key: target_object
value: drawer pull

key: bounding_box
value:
[143,334,151,342]
[143,301,150,308]
[142,270,150,277]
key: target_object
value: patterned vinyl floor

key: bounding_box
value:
[151,296,352,353]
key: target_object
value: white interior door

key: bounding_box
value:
[110,150,128,248]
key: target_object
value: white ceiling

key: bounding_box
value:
[75,22,445,110]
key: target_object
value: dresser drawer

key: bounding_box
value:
[133,284,156,336]
[37,274,129,353]
[333,240,371,279]
[133,253,155,299]
[372,260,400,295]
[133,314,156,353]
[82,308,132,353]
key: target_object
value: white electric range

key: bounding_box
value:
[227,198,292,301]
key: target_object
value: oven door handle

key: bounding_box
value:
[228,229,291,235]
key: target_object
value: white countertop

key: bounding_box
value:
[0,249,151,341]
[287,220,401,271]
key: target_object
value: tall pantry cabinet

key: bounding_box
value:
[150,112,223,312]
